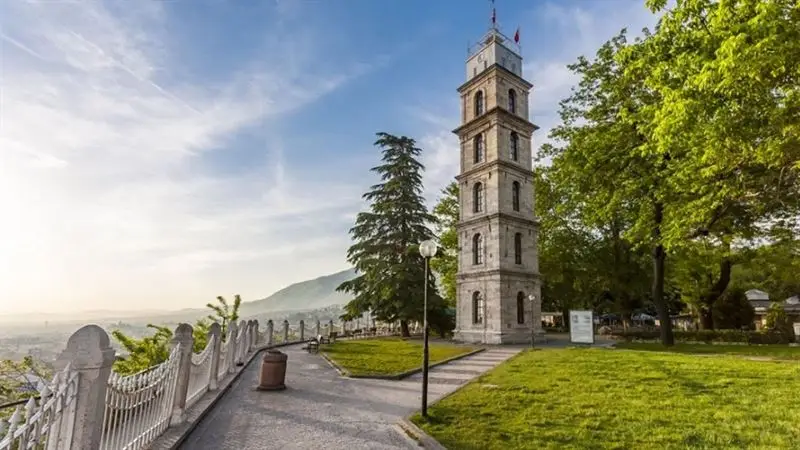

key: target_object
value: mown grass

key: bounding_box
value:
[616,342,800,360]
[412,348,800,449]
[321,338,476,376]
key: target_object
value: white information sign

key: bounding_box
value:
[569,310,595,344]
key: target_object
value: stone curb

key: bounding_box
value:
[320,347,486,380]
[153,339,312,450]
[396,418,448,450]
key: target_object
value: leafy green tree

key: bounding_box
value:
[111,295,242,374]
[765,302,795,339]
[430,181,458,306]
[732,238,800,301]
[111,324,173,375]
[0,356,52,416]
[206,295,241,338]
[337,132,445,337]
[540,30,677,345]
[712,287,755,330]
[623,0,800,328]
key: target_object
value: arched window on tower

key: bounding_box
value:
[474,91,484,116]
[473,182,484,213]
[517,291,525,324]
[473,134,484,163]
[473,291,485,324]
[510,132,519,161]
[473,233,484,265]
[512,181,520,212]
[514,232,522,264]
[508,89,517,114]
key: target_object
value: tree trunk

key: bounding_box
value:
[400,320,410,337]
[698,308,714,330]
[699,258,733,330]
[652,202,674,346]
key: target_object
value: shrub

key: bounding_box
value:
[610,329,794,345]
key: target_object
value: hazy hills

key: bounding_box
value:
[238,268,356,316]
[1,268,357,328]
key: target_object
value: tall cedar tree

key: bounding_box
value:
[430,181,458,307]
[337,133,443,337]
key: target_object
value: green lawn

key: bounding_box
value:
[321,338,476,376]
[412,348,800,449]
[616,342,800,360]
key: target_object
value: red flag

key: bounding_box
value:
[514,27,520,43]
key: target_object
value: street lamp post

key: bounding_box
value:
[528,294,536,349]
[419,239,438,418]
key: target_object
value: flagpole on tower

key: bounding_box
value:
[490,0,496,30]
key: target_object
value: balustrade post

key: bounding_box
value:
[169,323,194,425]
[315,320,321,337]
[252,320,260,347]
[227,321,238,374]
[283,320,289,342]
[251,320,259,350]
[236,320,246,365]
[54,325,116,450]
[208,323,222,391]
[266,320,274,346]
[299,320,305,341]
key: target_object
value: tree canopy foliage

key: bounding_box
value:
[337,132,447,337]
[430,181,458,307]
[537,0,799,343]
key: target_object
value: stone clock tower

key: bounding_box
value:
[452,24,543,344]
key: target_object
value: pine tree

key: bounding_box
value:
[337,132,444,337]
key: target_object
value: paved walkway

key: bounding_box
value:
[406,347,521,386]
[179,344,521,450]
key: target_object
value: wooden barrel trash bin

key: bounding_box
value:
[257,350,288,391]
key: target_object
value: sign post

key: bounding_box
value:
[569,310,595,345]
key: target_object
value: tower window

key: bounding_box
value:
[514,232,522,264]
[473,134,484,163]
[517,292,525,324]
[474,91,484,116]
[512,181,520,212]
[473,182,484,213]
[510,132,519,161]
[472,233,484,265]
[473,291,485,324]
[508,89,517,114]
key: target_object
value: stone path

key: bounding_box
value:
[406,347,522,386]
[180,344,520,450]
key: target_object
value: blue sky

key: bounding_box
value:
[0,0,658,315]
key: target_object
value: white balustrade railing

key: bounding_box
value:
[185,335,216,410]
[0,364,79,450]
[4,319,315,450]
[217,337,230,380]
[99,345,182,450]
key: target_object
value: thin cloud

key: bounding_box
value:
[0,1,381,314]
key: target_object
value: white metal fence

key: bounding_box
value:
[0,364,79,450]
[185,335,216,410]
[98,345,182,450]
[0,317,341,450]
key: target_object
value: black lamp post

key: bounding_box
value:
[419,239,438,418]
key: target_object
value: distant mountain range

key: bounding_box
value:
[238,268,356,316]
[0,269,358,326]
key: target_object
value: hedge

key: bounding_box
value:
[610,329,795,345]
